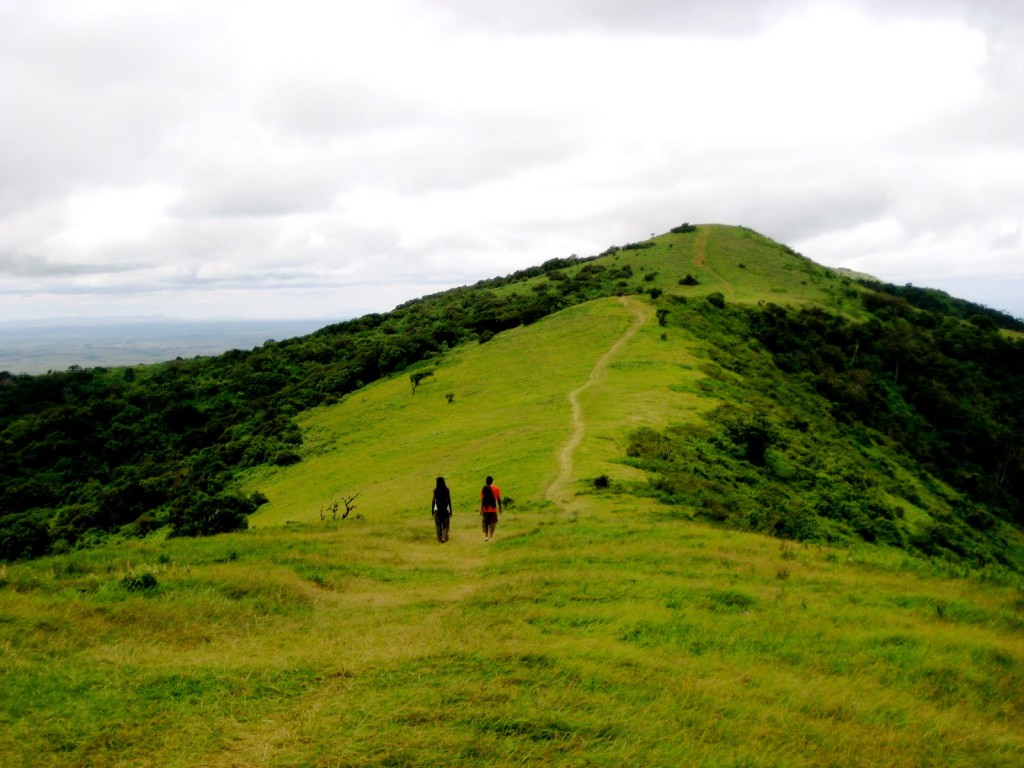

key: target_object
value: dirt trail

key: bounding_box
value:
[545,296,652,509]
[693,226,710,267]
[692,226,735,299]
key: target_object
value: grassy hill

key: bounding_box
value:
[242,224,874,527]
[2,224,1024,765]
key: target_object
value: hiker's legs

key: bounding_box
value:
[481,512,497,541]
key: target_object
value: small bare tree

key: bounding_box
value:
[321,497,356,521]
[410,370,434,394]
[341,493,360,519]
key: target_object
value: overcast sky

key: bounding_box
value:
[2,0,1022,323]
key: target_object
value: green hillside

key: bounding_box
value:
[2,224,1024,765]
[244,224,1024,569]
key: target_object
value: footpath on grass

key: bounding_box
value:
[692,225,735,299]
[544,296,652,511]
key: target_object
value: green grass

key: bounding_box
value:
[3,515,1023,766]
[2,231,1023,766]
[244,296,661,525]
[600,225,867,316]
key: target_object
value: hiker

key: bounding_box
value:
[480,475,503,542]
[431,477,453,543]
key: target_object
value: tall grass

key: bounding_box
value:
[3,512,1022,766]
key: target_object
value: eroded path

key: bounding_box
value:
[545,296,652,509]
[692,226,735,299]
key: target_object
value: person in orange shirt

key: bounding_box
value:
[480,475,503,542]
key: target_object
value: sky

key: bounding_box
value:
[1,0,1022,324]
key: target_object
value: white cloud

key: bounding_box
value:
[0,0,1021,323]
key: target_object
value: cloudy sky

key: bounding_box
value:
[2,0,1022,323]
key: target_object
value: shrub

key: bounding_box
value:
[705,589,756,612]
[129,513,161,537]
[707,292,726,309]
[120,572,158,592]
[0,512,50,561]
[723,411,778,465]
[168,492,255,537]
[671,223,697,234]
[273,451,301,466]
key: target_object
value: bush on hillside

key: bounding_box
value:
[167,492,255,537]
[0,511,51,560]
[120,572,158,592]
[707,292,726,308]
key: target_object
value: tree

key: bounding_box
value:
[410,370,434,394]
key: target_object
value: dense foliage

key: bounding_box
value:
[0,255,638,559]
[623,294,1024,567]
[862,280,1024,332]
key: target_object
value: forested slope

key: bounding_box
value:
[622,293,1024,568]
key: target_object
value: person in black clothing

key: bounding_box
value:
[432,477,453,542]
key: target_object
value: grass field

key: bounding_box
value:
[4,501,1023,766]
[2,228,1023,766]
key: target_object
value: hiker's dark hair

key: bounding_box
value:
[485,475,493,485]
[435,477,447,490]
[481,482,496,509]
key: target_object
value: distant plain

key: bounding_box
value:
[0,319,330,375]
